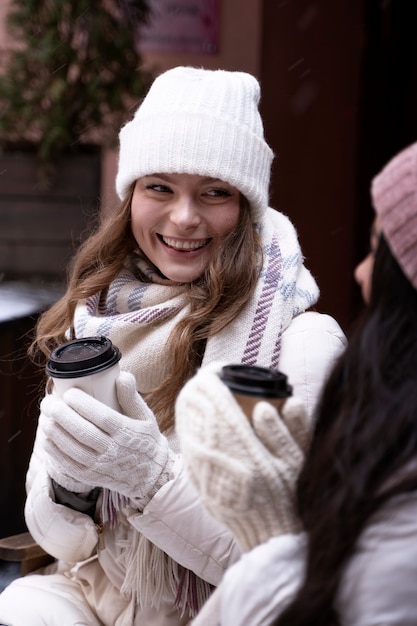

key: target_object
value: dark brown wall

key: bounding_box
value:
[0,152,101,281]
[260,1,417,333]
[260,0,366,333]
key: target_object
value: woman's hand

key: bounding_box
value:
[41,371,174,508]
[176,366,310,551]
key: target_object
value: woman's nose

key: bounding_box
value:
[354,254,372,305]
[353,258,365,286]
[170,197,201,229]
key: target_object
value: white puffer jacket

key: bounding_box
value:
[216,491,417,626]
[14,311,345,626]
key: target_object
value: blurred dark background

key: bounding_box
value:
[1,0,417,537]
[261,0,417,331]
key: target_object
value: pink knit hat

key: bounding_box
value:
[371,141,417,289]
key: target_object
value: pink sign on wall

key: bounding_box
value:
[137,0,219,55]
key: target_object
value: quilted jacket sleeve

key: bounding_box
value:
[24,412,99,563]
[127,455,242,586]
[279,311,346,419]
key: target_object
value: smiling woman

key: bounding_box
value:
[130,173,241,283]
[0,67,346,626]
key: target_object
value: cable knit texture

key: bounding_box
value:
[176,367,309,551]
[116,66,274,221]
[42,371,175,510]
[371,141,417,289]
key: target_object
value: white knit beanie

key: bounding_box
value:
[116,66,274,221]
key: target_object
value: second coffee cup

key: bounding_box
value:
[219,364,292,422]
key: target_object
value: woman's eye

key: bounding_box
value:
[205,188,232,197]
[146,184,171,193]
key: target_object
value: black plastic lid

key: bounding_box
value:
[46,336,121,379]
[220,364,292,398]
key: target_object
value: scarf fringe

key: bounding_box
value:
[174,567,214,617]
[120,531,213,617]
[101,489,128,527]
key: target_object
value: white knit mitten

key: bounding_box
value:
[176,367,309,551]
[41,371,174,508]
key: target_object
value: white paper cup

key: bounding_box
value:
[46,336,122,410]
[219,364,292,423]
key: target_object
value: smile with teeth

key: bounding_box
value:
[160,235,211,251]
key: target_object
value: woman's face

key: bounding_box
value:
[130,173,241,283]
[354,218,381,304]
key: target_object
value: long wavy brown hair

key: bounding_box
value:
[30,185,263,431]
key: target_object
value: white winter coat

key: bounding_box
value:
[216,491,417,626]
[0,311,346,626]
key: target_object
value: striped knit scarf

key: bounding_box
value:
[202,207,319,368]
[71,207,319,616]
[74,208,319,382]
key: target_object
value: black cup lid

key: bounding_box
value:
[46,336,121,379]
[220,364,292,398]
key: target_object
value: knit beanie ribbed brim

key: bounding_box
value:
[371,142,417,289]
[116,66,274,221]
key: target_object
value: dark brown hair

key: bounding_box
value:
[274,235,417,625]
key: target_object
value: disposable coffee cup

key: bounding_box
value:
[46,336,122,410]
[219,364,292,422]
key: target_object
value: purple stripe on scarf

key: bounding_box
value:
[270,328,283,369]
[88,305,178,331]
[242,237,282,365]
[86,293,100,315]
[78,288,181,338]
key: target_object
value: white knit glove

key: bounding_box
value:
[176,367,309,551]
[41,371,174,508]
